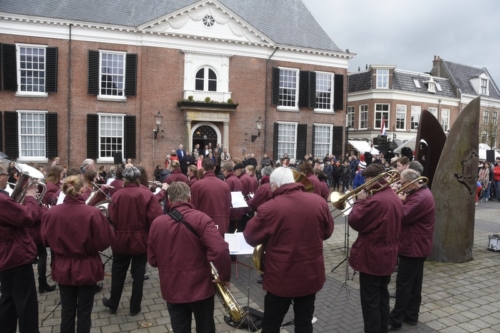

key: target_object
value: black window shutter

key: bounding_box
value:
[0,112,3,153]
[312,124,316,156]
[332,126,343,157]
[334,74,344,111]
[299,71,310,108]
[88,50,99,95]
[87,114,99,159]
[4,111,19,158]
[296,124,307,161]
[125,54,137,97]
[45,47,58,93]
[45,113,58,158]
[273,122,279,161]
[1,44,17,91]
[272,68,280,106]
[309,72,316,108]
[123,115,136,159]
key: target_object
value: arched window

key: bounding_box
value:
[195,67,217,92]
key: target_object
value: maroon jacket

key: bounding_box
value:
[225,172,243,221]
[348,186,403,276]
[109,182,163,255]
[307,173,329,201]
[109,178,124,197]
[190,171,231,236]
[247,176,272,211]
[41,195,115,285]
[244,183,334,297]
[43,181,60,206]
[188,176,198,187]
[398,186,435,257]
[166,169,190,185]
[249,174,259,192]
[0,195,41,271]
[237,172,254,215]
[148,202,231,303]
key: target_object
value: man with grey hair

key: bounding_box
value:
[80,158,95,174]
[247,166,273,211]
[148,182,230,333]
[407,161,424,176]
[244,167,334,332]
[102,166,163,316]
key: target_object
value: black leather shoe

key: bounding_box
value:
[39,283,57,294]
[403,319,418,326]
[102,297,116,314]
[388,324,401,331]
[130,309,141,316]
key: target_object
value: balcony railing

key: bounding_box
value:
[183,90,232,103]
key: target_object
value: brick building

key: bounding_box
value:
[0,0,353,171]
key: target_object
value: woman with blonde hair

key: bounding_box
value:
[41,175,114,333]
[245,165,259,190]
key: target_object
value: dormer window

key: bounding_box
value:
[376,69,389,89]
[481,78,488,95]
[424,77,436,93]
[470,74,489,96]
[413,79,421,88]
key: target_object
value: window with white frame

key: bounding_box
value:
[410,106,421,130]
[100,51,126,98]
[396,105,406,130]
[376,69,389,89]
[278,68,299,109]
[481,131,488,143]
[195,67,217,92]
[314,124,333,157]
[18,111,46,159]
[493,111,498,125]
[315,72,334,111]
[347,106,355,128]
[483,110,489,124]
[99,114,124,160]
[277,122,297,159]
[428,107,438,118]
[481,79,488,95]
[441,109,450,131]
[359,105,368,129]
[374,104,389,129]
[17,44,46,95]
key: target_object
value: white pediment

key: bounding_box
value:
[140,1,272,45]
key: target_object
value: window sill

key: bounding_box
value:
[395,129,406,131]
[17,157,49,164]
[97,158,117,164]
[15,92,48,98]
[314,109,335,114]
[97,96,127,102]
[277,106,299,112]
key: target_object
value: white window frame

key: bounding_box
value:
[376,69,389,89]
[314,71,334,113]
[195,66,218,92]
[16,44,48,97]
[395,104,407,130]
[359,104,368,129]
[428,107,438,118]
[98,50,127,101]
[277,122,298,159]
[374,104,390,130]
[493,111,498,125]
[483,110,489,124]
[97,113,125,163]
[278,67,299,111]
[313,123,333,158]
[410,106,421,130]
[441,109,450,132]
[17,110,48,163]
[347,106,355,128]
[481,78,489,95]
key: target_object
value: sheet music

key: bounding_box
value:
[224,232,254,255]
[231,191,248,208]
[56,192,66,205]
[106,178,114,185]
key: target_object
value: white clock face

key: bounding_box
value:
[203,15,215,28]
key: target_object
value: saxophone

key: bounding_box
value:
[210,262,245,323]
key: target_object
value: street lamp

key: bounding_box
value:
[251,117,263,142]
[153,112,163,140]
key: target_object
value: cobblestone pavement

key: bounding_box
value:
[35,200,500,332]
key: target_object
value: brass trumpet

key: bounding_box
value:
[396,176,428,196]
[330,170,400,219]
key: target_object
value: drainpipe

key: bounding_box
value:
[67,24,72,167]
[263,47,278,153]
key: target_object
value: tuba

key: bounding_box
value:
[252,169,314,274]
[10,163,47,204]
[210,262,245,323]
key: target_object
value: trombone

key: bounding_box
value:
[330,170,400,219]
[395,176,428,196]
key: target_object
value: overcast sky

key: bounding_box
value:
[302,0,500,86]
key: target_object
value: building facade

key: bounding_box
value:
[0,0,353,171]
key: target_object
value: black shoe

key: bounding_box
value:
[144,275,149,280]
[130,309,141,316]
[388,324,401,331]
[403,319,418,326]
[102,297,116,314]
[39,283,57,294]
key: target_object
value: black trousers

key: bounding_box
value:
[59,284,95,333]
[0,264,39,333]
[262,292,316,333]
[359,272,391,333]
[389,256,426,327]
[167,295,215,333]
[36,243,48,283]
[108,253,147,313]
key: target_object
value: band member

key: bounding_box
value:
[102,167,163,316]
[396,157,409,174]
[41,176,114,333]
[247,166,273,211]
[187,165,199,187]
[221,163,243,233]
[148,182,230,333]
[233,163,256,232]
[165,161,190,185]
[190,158,231,236]
[348,163,403,333]
[388,169,435,331]
[109,166,124,197]
[299,162,329,201]
[243,167,334,332]
[0,162,42,333]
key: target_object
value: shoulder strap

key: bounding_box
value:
[168,209,198,238]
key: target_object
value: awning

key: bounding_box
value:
[348,140,380,155]
[479,148,500,160]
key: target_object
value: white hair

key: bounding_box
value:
[81,158,94,170]
[270,167,294,188]
[289,158,296,164]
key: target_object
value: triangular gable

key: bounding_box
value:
[139,0,273,45]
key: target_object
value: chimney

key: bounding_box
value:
[358,66,360,72]
[432,55,441,77]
